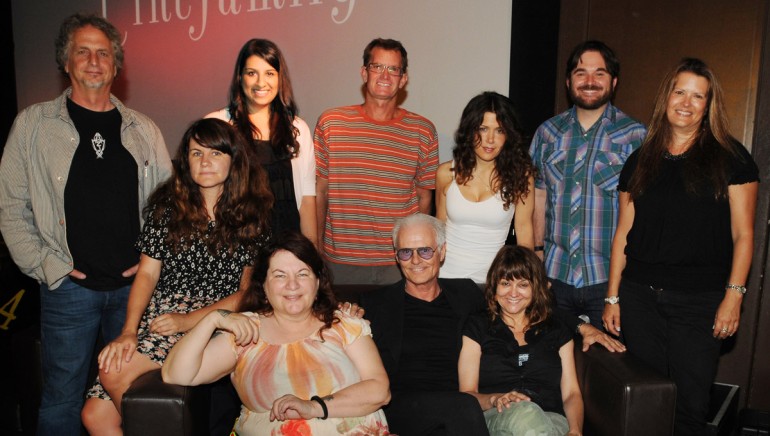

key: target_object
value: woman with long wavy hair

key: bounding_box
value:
[207,38,316,243]
[81,118,273,434]
[602,58,759,435]
[437,91,536,283]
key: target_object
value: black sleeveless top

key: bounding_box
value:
[253,140,300,236]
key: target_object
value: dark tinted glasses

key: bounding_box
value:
[396,246,437,262]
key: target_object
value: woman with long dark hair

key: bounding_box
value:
[436,91,535,283]
[163,232,391,435]
[603,58,759,435]
[81,118,272,433]
[207,38,316,242]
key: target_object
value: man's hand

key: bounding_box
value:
[69,269,86,279]
[122,263,139,277]
[578,323,626,352]
[338,301,365,319]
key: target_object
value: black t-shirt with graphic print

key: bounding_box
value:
[64,98,139,290]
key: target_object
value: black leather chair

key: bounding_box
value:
[121,284,678,436]
[122,369,211,436]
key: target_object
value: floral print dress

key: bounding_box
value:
[87,207,267,400]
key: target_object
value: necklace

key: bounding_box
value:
[663,149,690,161]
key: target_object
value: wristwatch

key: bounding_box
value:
[604,296,620,305]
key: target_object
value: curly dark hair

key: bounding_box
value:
[239,231,338,338]
[146,118,273,254]
[452,92,535,209]
[55,13,124,77]
[227,39,299,162]
[484,245,552,328]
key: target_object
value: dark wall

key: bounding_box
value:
[746,5,770,410]
[509,0,561,138]
[1,0,17,149]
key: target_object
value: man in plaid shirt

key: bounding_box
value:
[530,40,646,330]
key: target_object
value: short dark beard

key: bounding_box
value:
[569,82,614,110]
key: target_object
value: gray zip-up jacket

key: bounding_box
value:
[0,88,172,289]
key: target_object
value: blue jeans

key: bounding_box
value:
[619,277,723,436]
[37,278,130,436]
[549,279,607,330]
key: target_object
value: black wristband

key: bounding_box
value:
[310,395,328,420]
[534,245,544,252]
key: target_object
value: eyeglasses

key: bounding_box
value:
[367,63,404,76]
[396,246,438,262]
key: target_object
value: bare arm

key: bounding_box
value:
[559,340,584,436]
[533,188,547,258]
[435,162,453,221]
[98,254,161,372]
[162,310,258,385]
[602,192,634,337]
[316,176,329,250]
[458,336,529,411]
[416,187,433,214]
[299,196,318,248]
[513,175,536,249]
[149,266,252,335]
[713,182,758,337]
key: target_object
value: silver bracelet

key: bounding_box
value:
[726,283,747,294]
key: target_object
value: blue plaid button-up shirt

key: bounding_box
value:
[530,104,646,288]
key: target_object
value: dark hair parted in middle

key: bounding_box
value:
[146,118,273,253]
[485,245,553,328]
[228,38,299,161]
[239,231,338,336]
[452,91,535,209]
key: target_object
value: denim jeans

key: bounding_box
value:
[549,279,607,330]
[619,277,723,436]
[37,278,130,436]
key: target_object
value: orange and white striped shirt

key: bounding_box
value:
[315,105,438,265]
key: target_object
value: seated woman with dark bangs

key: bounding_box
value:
[458,245,583,436]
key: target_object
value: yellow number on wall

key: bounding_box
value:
[0,289,25,330]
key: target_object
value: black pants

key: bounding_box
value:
[383,391,489,436]
[619,277,723,436]
[209,376,241,436]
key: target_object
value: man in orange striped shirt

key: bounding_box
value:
[315,38,438,285]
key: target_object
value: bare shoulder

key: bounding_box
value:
[437,161,454,186]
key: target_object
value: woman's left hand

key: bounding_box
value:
[713,292,742,339]
[269,394,322,421]
[490,390,530,412]
[149,312,190,335]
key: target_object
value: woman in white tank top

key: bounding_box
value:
[436,92,535,284]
